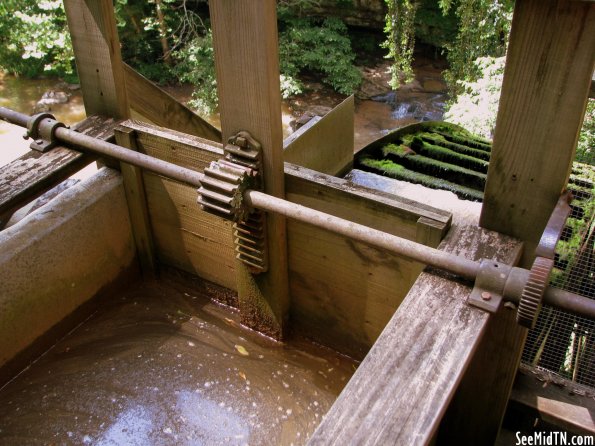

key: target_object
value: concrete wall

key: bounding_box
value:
[0,167,136,371]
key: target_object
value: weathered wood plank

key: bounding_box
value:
[210,0,289,338]
[438,282,526,443]
[480,0,595,267]
[123,63,222,142]
[0,116,119,227]
[283,96,354,176]
[64,0,129,119]
[144,174,237,291]
[308,224,522,445]
[285,163,451,241]
[115,127,157,277]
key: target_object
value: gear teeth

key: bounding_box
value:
[517,257,554,329]
[197,160,254,220]
[234,212,268,273]
[197,131,268,274]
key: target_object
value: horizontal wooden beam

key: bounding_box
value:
[123,64,222,142]
[308,224,522,444]
[0,116,120,227]
[508,367,595,435]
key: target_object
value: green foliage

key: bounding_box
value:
[278,16,361,95]
[0,1,75,80]
[382,0,418,88]
[174,12,362,116]
[576,99,595,165]
[446,58,595,169]
[173,30,218,116]
[441,0,513,94]
[383,0,513,92]
[444,56,505,139]
[414,0,458,49]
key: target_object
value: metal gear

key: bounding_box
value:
[517,256,554,329]
[197,159,256,221]
[197,130,268,273]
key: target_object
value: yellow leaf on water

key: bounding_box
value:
[239,371,247,380]
[235,344,249,356]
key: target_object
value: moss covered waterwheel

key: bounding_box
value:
[354,121,491,201]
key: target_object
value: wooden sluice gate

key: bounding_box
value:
[1,0,594,444]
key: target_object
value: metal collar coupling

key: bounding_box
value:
[24,113,68,153]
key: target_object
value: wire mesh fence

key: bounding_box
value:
[521,99,595,390]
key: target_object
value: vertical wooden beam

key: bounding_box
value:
[114,128,157,278]
[210,1,289,338]
[480,0,595,267]
[64,0,129,119]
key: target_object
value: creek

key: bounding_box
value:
[0,53,448,167]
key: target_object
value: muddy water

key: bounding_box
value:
[0,276,356,445]
[0,74,86,166]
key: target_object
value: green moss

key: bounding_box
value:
[405,136,489,173]
[381,142,486,189]
[358,157,484,201]
[434,129,492,151]
[417,132,491,161]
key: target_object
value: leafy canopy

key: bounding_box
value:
[0,1,74,80]
[384,0,513,93]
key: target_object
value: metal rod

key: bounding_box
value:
[0,107,29,128]
[3,106,594,320]
[55,126,205,187]
[0,107,205,188]
[544,287,595,320]
[245,190,481,280]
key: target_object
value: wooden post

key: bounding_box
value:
[480,0,595,267]
[64,0,129,119]
[114,128,157,278]
[209,0,289,338]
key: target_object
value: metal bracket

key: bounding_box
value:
[24,113,67,153]
[197,131,268,274]
[468,259,512,313]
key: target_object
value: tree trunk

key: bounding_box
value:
[155,0,172,65]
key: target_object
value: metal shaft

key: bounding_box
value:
[0,107,204,188]
[245,190,480,280]
[55,126,205,187]
[2,106,594,320]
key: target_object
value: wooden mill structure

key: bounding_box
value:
[0,0,594,444]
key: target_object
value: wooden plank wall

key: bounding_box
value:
[118,120,451,358]
[480,0,595,267]
[0,116,119,227]
[123,63,222,142]
[283,96,355,176]
[286,164,451,357]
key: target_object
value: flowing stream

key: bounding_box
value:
[0,54,448,167]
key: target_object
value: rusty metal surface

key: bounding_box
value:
[535,191,573,259]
